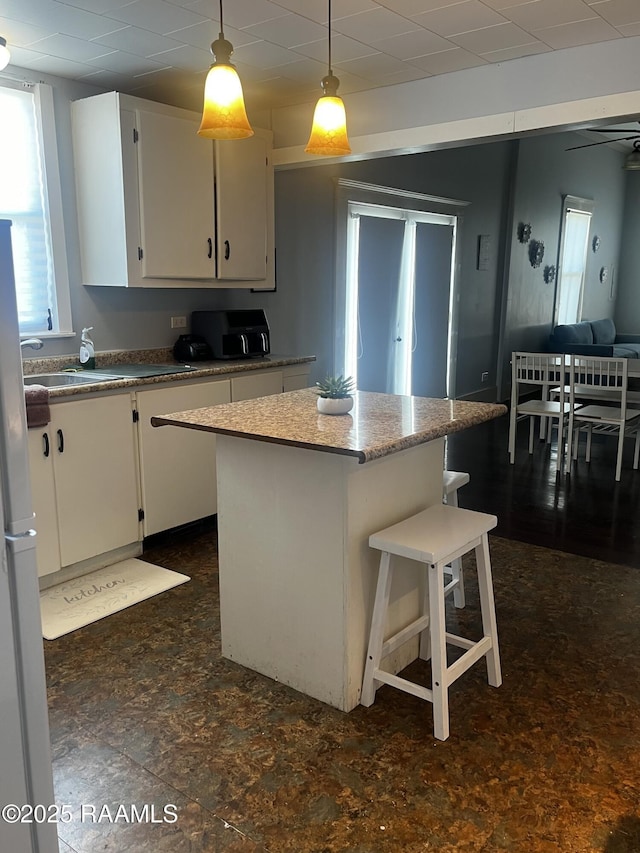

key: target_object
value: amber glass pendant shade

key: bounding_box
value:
[305,1,351,157]
[305,93,351,156]
[198,62,253,140]
[198,4,253,140]
[0,37,10,72]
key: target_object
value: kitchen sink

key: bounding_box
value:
[23,372,114,387]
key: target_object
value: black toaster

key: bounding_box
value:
[172,334,213,362]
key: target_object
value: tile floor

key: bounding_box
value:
[45,519,640,852]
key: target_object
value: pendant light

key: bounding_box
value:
[305,0,351,156]
[624,140,640,171]
[0,37,10,72]
[198,0,253,139]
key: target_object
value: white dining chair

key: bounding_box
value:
[508,352,579,472]
[566,355,640,482]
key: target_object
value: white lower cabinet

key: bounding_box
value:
[27,394,140,576]
[28,365,312,578]
[231,370,283,401]
[27,429,61,578]
[136,379,231,537]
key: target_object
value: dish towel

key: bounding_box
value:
[25,384,51,428]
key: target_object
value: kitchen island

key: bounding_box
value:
[152,389,506,711]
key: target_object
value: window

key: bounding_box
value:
[0,81,71,336]
[555,196,593,327]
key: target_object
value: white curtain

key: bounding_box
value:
[0,85,54,333]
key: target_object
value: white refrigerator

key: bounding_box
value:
[0,219,58,853]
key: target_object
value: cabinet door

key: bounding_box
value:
[51,396,140,567]
[137,380,231,537]
[136,110,215,280]
[216,135,268,280]
[27,429,61,578]
[283,367,311,392]
[231,371,283,401]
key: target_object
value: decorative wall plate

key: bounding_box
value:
[543,264,556,284]
[599,266,608,284]
[517,222,532,243]
[592,235,601,253]
[528,239,545,268]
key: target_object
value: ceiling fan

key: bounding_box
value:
[566,123,640,151]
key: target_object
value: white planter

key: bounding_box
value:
[317,396,354,415]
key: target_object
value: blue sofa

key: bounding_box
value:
[549,318,640,358]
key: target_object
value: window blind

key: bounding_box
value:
[0,85,53,333]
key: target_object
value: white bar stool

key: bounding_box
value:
[442,470,470,609]
[361,503,502,741]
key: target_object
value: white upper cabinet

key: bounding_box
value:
[71,91,274,289]
[136,109,215,281]
[215,136,268,280]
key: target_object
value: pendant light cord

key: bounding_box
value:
[328,0,332,74]
[219,0,224,37]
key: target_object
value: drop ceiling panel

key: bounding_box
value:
[0,0,639,115]
[27,32,117,62]
[410,48,487,75]
[231,39,300,68]
[505,0,598,30]
[451,22,539,53]
[331,8,421,42]
[370,28,455,59]
[481,41,553,62]
[91,26,184,58]
[292,33,376,63]
[242,14,328,48]
[590,0,640,27]
[215,0,289,30]
[411,1,509,37]
[103,0,209,34]
[532,17,622,49]
[337,50,414,79]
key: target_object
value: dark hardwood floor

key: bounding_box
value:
[446,413,640,569]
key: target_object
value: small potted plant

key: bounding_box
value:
[315,374,355,415]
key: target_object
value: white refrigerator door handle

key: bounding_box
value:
[4,529,36,555]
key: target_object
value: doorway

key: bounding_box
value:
[343,200,457,397]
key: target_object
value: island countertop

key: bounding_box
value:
[151,388,506,463]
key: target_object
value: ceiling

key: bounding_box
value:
[2,0,640,115]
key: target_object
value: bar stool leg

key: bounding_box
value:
[444,488,465,609]
[475,534,502,688]
[419,573,431,662]
[361,551,392,707]
[428,560,449,741]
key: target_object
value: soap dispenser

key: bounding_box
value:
[79,327,95,369]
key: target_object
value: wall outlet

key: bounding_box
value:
[481,371,489,382]
[171,316,187,329]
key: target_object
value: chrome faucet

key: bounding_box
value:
[20,338,44,350]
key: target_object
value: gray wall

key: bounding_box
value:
[227,142,514,393]
[616,172,640,332]
[23,68,633,402]
[500,132,626,398]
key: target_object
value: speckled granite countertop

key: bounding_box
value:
[151,388,507,463]
[22,348,314,398]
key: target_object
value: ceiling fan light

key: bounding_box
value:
[0,36,10,71]
[198,62,253,139]
[623,149,640,171]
